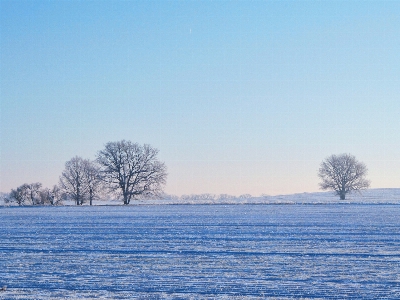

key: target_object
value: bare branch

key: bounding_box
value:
[318,153,370,200]
[97,140,167,205]
[59,156,104,205]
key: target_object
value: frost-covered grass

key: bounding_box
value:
[1,204,400,299]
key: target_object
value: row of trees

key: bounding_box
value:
[5,140,167,206]
[5,147,370,205]
[5,183,63,206]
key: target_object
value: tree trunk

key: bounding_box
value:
[340,192,346,200]
[123,192,129,205]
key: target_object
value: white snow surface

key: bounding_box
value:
[0,203,400,299]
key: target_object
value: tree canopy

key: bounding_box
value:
[318,153,370,200]
[97,140,167,205]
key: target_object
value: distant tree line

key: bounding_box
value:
[5,140,167,206]
[3,149,370,205]
[163,193,254,201]
[4,183,63,206]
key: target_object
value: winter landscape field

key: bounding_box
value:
[1,197,400,299]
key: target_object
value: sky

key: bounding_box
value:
[1,0,399,196]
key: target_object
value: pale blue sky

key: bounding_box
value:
[1,0,399,196]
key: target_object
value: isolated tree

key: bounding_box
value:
[97,140,167,205]
[318,153,370,200]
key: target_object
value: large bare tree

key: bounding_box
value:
[97,140,167,205]
[318,153,370,200]
[59,156,103,205]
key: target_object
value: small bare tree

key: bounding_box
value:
[25,183,42,205]
[60,156,103,205]
[7,185,28,206]
[59,156,87,205]
[83,160,103,205]
[318,153,370,200]
[97,140,167,205]
[7,183,42,205]
[39,185,63,205]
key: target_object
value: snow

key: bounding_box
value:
[1,204,400,298]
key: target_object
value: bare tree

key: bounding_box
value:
[318,153,370,200]
[60,156,88,205]
[60,156,103,205]
[7,185,28,206]
[6,183,42,205]
[83,160,103,205]
[39,185,63,205]
[25,183,42,205]
[97,140,167,205]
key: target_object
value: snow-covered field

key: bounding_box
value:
[1,204,400,299]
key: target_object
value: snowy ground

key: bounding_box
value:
[1,204,400,299]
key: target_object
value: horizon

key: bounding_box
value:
[1,187,400,201]
[1,1,399,196]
